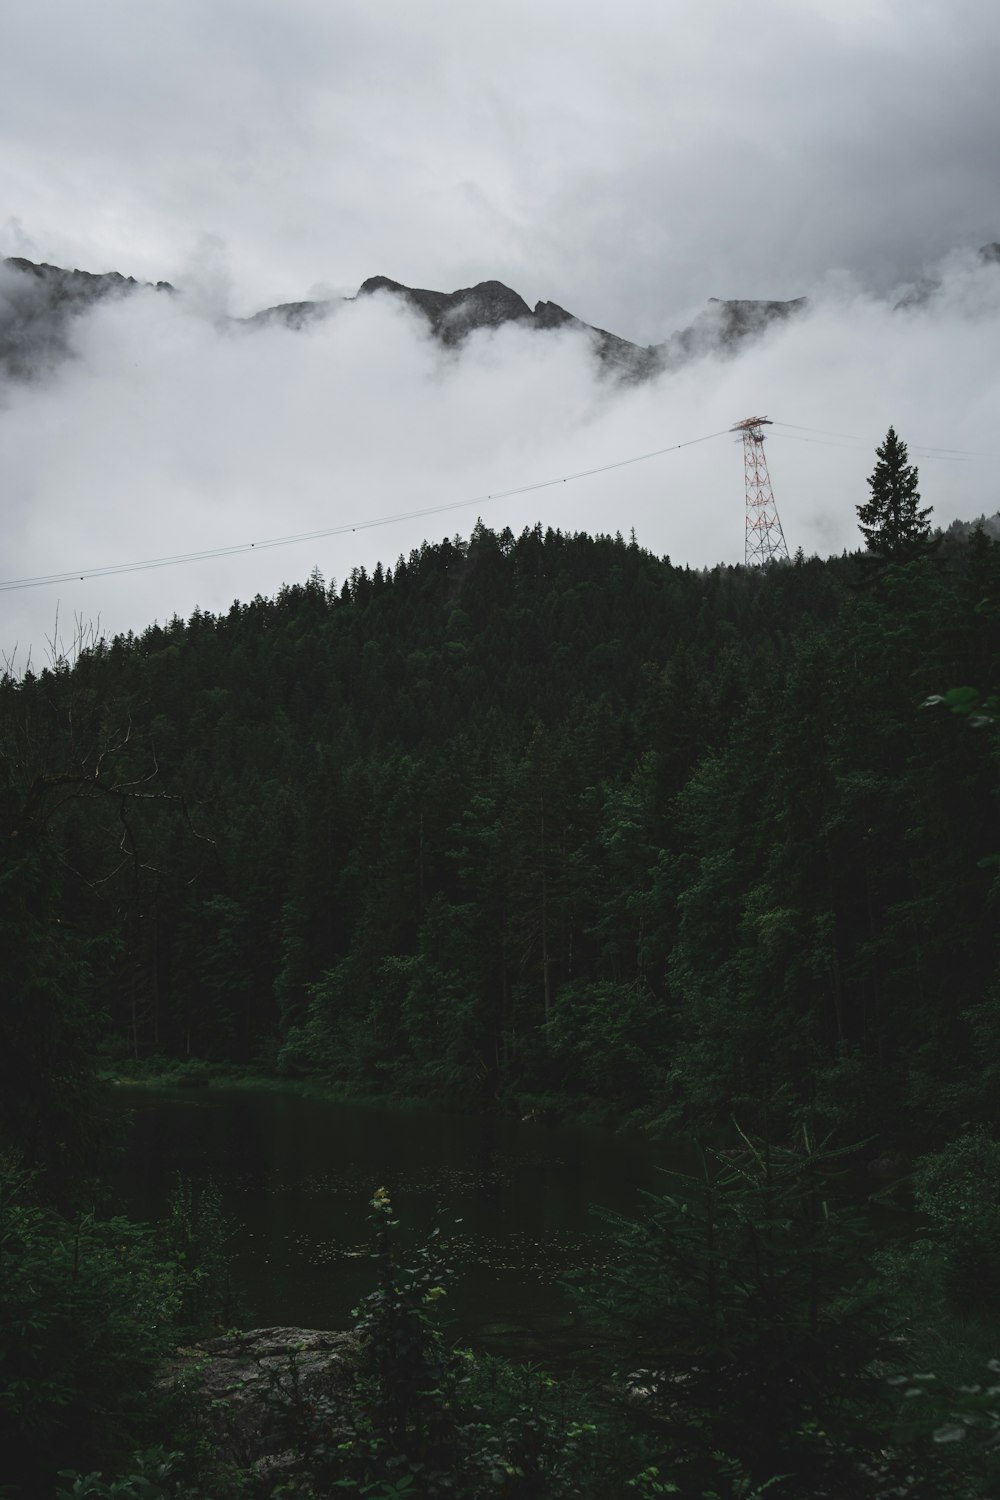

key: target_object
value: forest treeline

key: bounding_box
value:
[4,512,998,1159]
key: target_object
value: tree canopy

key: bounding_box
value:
[3,512,997,1147]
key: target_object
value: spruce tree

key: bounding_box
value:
[857,425,933,560]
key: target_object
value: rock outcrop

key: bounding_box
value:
[242,297,335,332]
[892,242,1000,311]
[0,255,174,380]
[357,274,533,343]
[652,295,809,371]
[163,1325,357,1482]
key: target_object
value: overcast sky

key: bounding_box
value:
[1,0,999,662]
[3,0,999,332]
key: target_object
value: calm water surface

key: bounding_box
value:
[113,1086,694,1361]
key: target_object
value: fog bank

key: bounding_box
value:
[2,250,998,664]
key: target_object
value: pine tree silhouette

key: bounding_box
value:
[857,426,933,560]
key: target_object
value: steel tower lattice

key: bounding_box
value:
[732,416,789,566]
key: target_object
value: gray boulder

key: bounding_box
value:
[163,1325,357,1481]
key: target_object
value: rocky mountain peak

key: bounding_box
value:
[0,255,174,379]
[358,275,533,344]
[893,242,1000,310]
[2,254,814,384]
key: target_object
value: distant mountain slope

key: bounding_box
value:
[6,241,996,385]
[0,256,174,379]
[352,274,661,377]
[893,241,1000,311]
[0,253,806,383]
[249,272,808,379]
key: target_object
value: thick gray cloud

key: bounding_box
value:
[1,0,998,661]
[1,0,998,333]
[1,250,998,665]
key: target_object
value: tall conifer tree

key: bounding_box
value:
[857,425,933,559]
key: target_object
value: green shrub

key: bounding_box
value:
[0,1157,182,1495]
[911,1131,1000,1310]
[56,1447,197,1498]
[164,1059,211,1090]
[572,1129,886,1491]
[256,1190,611,1497]
[160,1175,240,1335]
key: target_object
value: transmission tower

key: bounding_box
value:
[732,416,789,566]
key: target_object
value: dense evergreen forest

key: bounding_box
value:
[3,452,1000,1496]
[6,512,998,1144]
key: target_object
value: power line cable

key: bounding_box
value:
[772,421,863,440]
[771,432,973,463]
[772,432,870,452]
[0,426,730,593]
[772,420,981,457]
[911,445,984,457]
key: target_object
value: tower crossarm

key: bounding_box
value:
[730,416,773,433]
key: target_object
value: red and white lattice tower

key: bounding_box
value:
[731,416,789,566]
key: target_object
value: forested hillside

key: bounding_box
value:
[5,515,998,1153]
[5,498,1000,1497]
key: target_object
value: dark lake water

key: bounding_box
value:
[113,1086,696,1362]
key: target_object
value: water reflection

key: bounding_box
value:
[112,1087,690,1361]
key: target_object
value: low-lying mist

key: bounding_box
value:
[2,248,998,665]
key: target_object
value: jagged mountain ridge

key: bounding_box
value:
[1,255,176,303]
[4,243,998,384]
[0,253,807,383]
[893,242,1000,311]
[241,272,674,376]
[244,272,808,379]
[0,256,175,380]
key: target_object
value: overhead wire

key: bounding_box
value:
[770,431,974,463]
[772,420,863,440]
[3,417,986,596]
[771,420,982,459]
[0,426,731,593]
[771,432,871,453]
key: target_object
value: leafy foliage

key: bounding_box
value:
[0,1157,182,1494]
[0,1156,242,1498]
[160,1175,240,1335]
[56,1447,201,1499]
[256,1190,607,1497]
[574,1130,885,1491]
